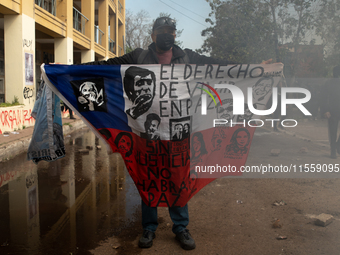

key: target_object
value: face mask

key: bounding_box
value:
[156,33,174,51]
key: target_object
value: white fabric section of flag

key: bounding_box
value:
[120,64,283,140]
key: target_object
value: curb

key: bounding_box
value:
[0,120,87,162]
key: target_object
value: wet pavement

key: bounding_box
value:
[0,128,141,255]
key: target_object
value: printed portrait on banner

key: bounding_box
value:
[123,66,156,120]
[71,78,107,112]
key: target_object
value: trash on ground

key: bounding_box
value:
[273,200,286,206]
[236,200,243,204]
[272,219,282,228]
[299,147,308,153]
[78,149,89,154]
[270,149,280,156]
[276,236,287,240]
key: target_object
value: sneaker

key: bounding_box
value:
[175,229,196,250]
[138,230,155,248]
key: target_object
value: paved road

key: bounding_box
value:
[91,122,340,255]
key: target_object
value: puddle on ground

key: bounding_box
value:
[0,128,141,255]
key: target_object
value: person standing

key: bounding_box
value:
[83,16,272,250]
[321,65,340,159]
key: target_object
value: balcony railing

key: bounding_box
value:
[109,0,116,10]
[73,7,89,35]
[109,39,115,53]
[35,0,56,16]
[95,26,105,45]
[118,0,123,13]
[118,46,123,57]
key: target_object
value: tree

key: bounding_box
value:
[199,0,276,64]
[283,0,320,81]
[125,9,153,52]
[125,10,184,52]
[314,0,340,75]
[200,0,329,81]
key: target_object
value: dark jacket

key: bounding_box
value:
[83,42,234,65]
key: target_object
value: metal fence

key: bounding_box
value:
[95,26,105,45]
[109,38,115,53]
[118,0,123,13]
[73,7,89,35]
[35,0,56,16]
[109,0,116,9]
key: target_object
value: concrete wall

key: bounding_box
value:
[0,105,35,133]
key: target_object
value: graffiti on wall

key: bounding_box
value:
[23,39,33,50]
[23,87,34,99]
[0,170,20,187]
[23,86,34,104]
[0,108,34,130]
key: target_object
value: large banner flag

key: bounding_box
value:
[41,63,283,207]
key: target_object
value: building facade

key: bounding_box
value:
[0,0,125,133]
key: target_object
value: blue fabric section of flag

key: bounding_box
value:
[44,64,131,132]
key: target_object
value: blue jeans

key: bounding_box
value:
[142,200,189,234]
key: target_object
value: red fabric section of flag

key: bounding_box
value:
[98,125,255,207]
